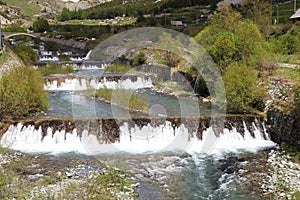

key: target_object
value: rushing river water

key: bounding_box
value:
[0,69,277,199]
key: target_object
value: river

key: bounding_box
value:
[0,68,277,199]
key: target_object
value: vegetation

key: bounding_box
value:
[58,0,220,21]
[0,147,136,199]
[274,67,300,83]
[0,66,48,120]
[3,22,26,32]
[223,63,267,113]
[271,0,300,24]
[14,44,36,66]
[95,88,148,112]
[33,18,50,33]
[104,64,133,73]
[194,4,270,113]
[38,63,73,76]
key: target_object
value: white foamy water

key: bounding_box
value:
[0,120,276,155]
[44,77,153,91]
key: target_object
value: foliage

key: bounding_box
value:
[3,22,26,32]
[33,18,49,33]
[95,88,148,112]
[195,4,265,72]
[58,54,70,62]
[223,62,267,113]
[38,63,73,76]
[235,0,272,37]
[0,66,48,120]
[45,41,59,51]
[14,44,36,65]
[104,64,133,73]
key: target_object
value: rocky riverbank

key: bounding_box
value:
[233,146,300,199]
[0,147,138,199]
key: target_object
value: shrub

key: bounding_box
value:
[33,18,49,33]
[223,62,267,113]
[0,66,48,120]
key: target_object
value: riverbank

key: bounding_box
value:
[0,147,138,199]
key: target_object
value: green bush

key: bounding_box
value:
[33,18,49,33]
[0,66,48,120]
[38,63,73,76]
[223,62,267,113]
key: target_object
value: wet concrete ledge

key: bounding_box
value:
[0,115,267,143]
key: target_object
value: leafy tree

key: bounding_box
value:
[195,4,265,71]
[0,67,48,120]
[223,62,267,113]
[32,18,49,33]
[207,31,237,72]
[45,41,59,51]
[238,0,272,37]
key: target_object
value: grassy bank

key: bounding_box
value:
[94,88,148,112]
[38,63,74,76]
[104,64,133,73]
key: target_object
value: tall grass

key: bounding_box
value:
[38,63,74,76]
[95,88,148,112]
[0,66,48,120]
[104,64,133,73]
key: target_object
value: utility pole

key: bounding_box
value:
[294,0,297,12]
[0,21,2,49]
[277,0,279,24]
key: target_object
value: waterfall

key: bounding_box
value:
[0,117,276,155]
[44,77,153,91]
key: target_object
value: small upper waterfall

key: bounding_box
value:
[0,117,276,155]
[44,76,153,91]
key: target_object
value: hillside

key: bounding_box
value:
[1,0,109,22]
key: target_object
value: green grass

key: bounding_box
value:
[38,63,74,76]
[104,64,133,73]
[274,67,300,83]
[272,0,300,24]
[95,88,148,112]
[58,166,137,200]
[5,0,41,20]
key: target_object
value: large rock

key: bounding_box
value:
[267,105,300,146]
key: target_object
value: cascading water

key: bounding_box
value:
[44,76,153,91]
[0,117,276,155]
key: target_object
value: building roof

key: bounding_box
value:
[290,8,300,19]
[221,0,243,5]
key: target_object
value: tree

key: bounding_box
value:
[195,4,265,71]
[223,62,267,113]
[239,0,272,37]
[33,18,49,33]
[207,31,237,72]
